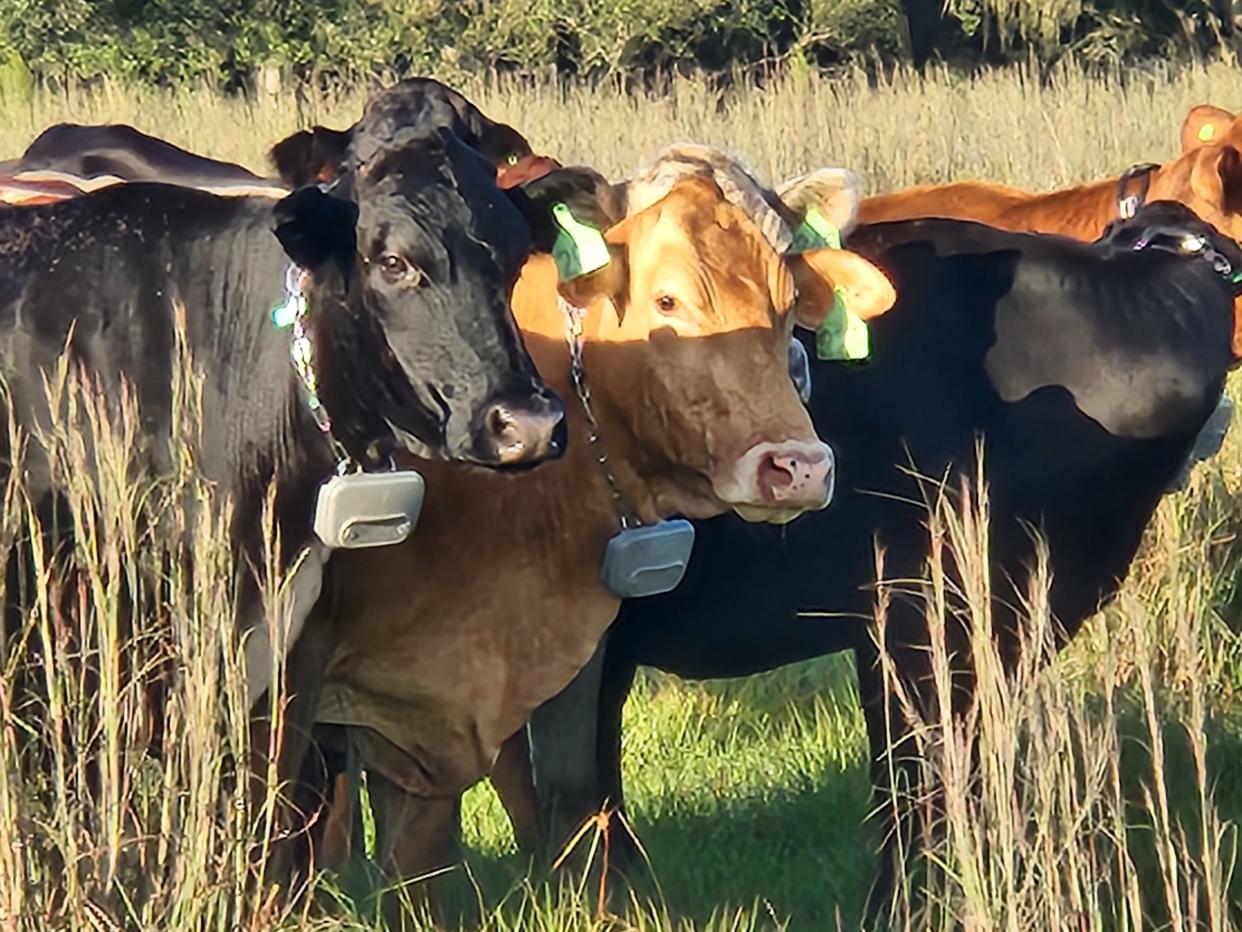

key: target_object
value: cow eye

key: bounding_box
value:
[377,253,422,285]
[654,294,678,315]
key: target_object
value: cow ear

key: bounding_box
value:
[269,126,352,188]
[788,247,896,329]
[557,246,629,312]
[508,166,630,313]
[1181,105,1236,152]
[273,187,358,270]
[776,167,862,239]
[1190,143,1242,216]
[507,166,626,251]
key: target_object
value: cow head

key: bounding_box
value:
[272,117,566,469]
[513,146,894,524]
[1145,108,1242,357]
[268,78,560,192]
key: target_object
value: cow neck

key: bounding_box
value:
[516,283,662,529]
[995,164,1162,240]
[558,294,648,530]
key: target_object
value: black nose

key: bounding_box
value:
[478,397,567,466]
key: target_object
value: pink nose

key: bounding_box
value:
[757,447,834,506]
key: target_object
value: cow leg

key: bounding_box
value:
[241,541,330,713]
[523,634,615,862]
[366,773,466,926]
[855,637,923,929]
[489,727,541,854]
[248,592,339,885]
[592,650,641,866]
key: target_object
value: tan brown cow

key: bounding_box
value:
[858,112,1242,358]
[279,146,895,887]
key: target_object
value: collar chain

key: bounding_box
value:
[559,295,641,530]
[275,264,353,473]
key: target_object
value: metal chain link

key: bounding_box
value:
[281,265,353,473]
[559,295,640,530]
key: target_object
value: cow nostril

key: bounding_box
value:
[480,401,567,465]
[486,404,519,442]
[759,454,796,490]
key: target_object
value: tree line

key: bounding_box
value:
[0,0,1236,90]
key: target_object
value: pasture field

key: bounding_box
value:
[3,60,1242,930]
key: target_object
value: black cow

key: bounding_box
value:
[8,121,280,192]
[268,77,560,191]
[0,94,567,711]
[492,202,1240,917]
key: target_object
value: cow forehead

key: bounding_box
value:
[623,184,789,327]
[355,146,531,263]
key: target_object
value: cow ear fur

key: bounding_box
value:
[1190,143,1242,217]
[1181,105,1237,153]
[776,167,863,239]
[508,166,626,253]
[269,126,353,189]
[273,187,358,270]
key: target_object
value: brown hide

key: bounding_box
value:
[857,130,1242,359]
[313,171,893,875]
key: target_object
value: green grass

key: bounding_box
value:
[4,58,1242,929]
[460,656,873,929]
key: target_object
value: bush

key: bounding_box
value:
[0,0,1235,88]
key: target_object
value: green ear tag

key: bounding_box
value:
[551,202,610,280]
[816,286,870,361]
[791,204,842,252]
[790,205,869,361]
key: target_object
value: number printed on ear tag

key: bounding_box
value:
[313,470,426,549]
[600,519,696,598]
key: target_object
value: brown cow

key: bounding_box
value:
[858,116,1242,358]
[278,146,895,891]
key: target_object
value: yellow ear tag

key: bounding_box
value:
[792,206,869,361]
[1199,123,1217,142]
[551,202,610,280]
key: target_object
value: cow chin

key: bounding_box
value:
[384,418,441,461]
[731,503,809,525]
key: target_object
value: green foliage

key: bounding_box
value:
[0,0,1235,87]
[948,0,1234,62]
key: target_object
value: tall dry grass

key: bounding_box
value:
[870,454,1242,931]
[0,58,1240,930]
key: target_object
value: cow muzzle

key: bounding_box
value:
[712,440,835,524]
[472,393,568,467]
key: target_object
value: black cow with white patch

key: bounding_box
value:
[0,93,566,709]
[495,202,1240,916]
